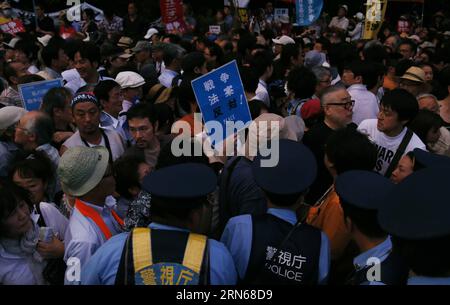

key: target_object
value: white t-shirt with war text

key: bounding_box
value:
[358,119,426,175]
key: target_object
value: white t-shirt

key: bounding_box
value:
[358,119,426,175]
[62,129,125,161]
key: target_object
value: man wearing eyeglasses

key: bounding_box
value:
[303,85,355,205]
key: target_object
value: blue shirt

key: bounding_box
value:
[81,222,238,285]
[353,237,392,286]
[221,208,330,284]
[220,157,267,224]
[408,276,450,285]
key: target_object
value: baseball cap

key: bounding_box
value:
[144,28,159,40]
[272,35,295,46]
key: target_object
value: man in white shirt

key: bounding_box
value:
[251,50,273,108]
[358,89,426,177]
[64,42,113,94]
[343,61,380,125]
[94,80,128,142]
[158,43,185,88]
[58,146,123,284]
[329,5,349,32]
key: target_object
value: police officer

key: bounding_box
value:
[81,163,237,285]
[221,139,330,284]
[335,170,409,285]
[378,166,450,285]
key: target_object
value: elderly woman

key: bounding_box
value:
[0,181,67,285]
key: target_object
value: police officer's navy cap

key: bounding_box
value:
[252,139,317,195]
[413,148,450,169]
[335,170,394,210]
[142,163,217,198]
[378,167,450,240]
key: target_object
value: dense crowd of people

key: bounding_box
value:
[1,1,450,285]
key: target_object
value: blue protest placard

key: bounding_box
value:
[295,0,323,26]
[191,60,252,143]
[18,79,63,111]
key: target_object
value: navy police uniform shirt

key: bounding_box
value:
[221,208,330,284]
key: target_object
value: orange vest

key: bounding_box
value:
[75,199,124,240]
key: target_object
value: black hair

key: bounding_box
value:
[175,76,197,115]
[393,235,450,277]
[77,42,101,66]
[380,88,419,123]
[17,74,45,85]
[2,61,18,84]
[239,66,259,94]
[155,137,210,170]
[0,181,33,237]
[395,59,415,77]
[325,127,378,175]
[248,99,268,120]
[408,109,443,145]
[93,80,120,104]
[9,151,54,188]
[279,43,301,68]
[398,39,417,55]
[14,39,39,62]
[152,103,175,133]
[113,155,145,200]
[125,103,158,126]
[249,50,273,78]
[181,51,206,75]
[41,37,66,68]
[363,43,388,64]
[64,39,83,61]
[41,87,73,118]
[83,8,96,20]
[345,60,385,90]
[287,66,317,100]
[315,37,331,52]
[341,201,387,239]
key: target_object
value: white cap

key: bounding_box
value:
[144,28,159,40]
[272,35,295,46]
[408,35,421,43]
[37,34,53,47]
[354,12,364,21]
[0,106,27,133]
[115,71,145,89]
[340,4,348,12]
[3,37,21,49]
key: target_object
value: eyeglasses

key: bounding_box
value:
[326,100,355,110]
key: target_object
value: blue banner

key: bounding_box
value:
[18,79,63,111]
[295,0,323,26]
[191,60,252,143]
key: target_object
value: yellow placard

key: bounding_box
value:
[363,0,388,40]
